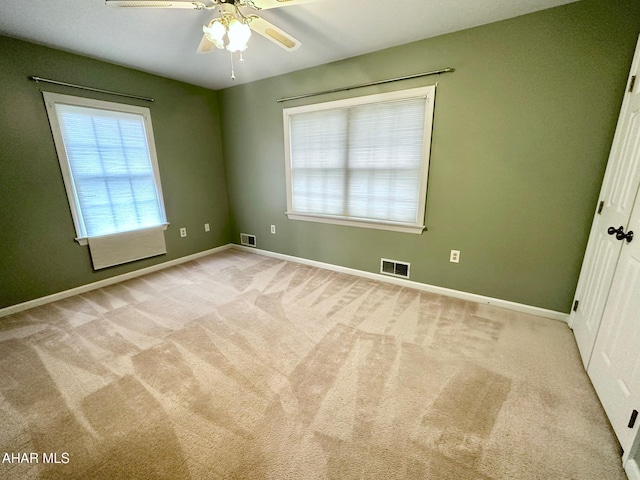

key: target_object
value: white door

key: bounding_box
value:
[570,36,640,367]
[587,193,640,453]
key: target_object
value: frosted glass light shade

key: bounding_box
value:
[203,20,226,49]
[226,19,251,52]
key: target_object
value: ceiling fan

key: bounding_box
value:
[106,0,317,78]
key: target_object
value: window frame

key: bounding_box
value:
[282,85,436,234]
[43,92,168,245]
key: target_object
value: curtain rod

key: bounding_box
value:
[276,68,454,103]
[29,76,155,103]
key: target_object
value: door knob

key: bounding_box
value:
[608,226,634,243]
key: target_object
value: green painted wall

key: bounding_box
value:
[219,0,640,313]
[0,36,231,309]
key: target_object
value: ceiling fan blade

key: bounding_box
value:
[249,17,301,51]
[251,0,319,9]
[106,0,209,9]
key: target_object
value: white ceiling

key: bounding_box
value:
[0,0,579,90]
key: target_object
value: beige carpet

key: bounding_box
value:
[0,249,625,479]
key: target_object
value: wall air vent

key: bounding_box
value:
[240,233,257,247]
[380,258,410,278]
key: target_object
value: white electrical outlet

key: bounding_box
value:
[204,223,210,232]
[270,225,276,234]
[450,250,460,263]
[180,227,187,237]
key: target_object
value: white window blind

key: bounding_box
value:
[283,86,435,234]
[43,92,168,269]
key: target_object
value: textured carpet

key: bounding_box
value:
[0,249,625,479]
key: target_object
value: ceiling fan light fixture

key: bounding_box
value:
[202,13,251,53]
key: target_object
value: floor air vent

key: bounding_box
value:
[380,258,410,278]
[240,233,256,247]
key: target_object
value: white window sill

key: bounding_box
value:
[285,212,425,234]
[75,223,170,246]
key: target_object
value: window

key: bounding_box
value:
[283,86,435,234]
[43,92,168,269]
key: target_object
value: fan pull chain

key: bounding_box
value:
[230,51,236,80]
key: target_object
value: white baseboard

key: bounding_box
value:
[1,243,570,323]
[0,244,233,318]
[234,245,570,323]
